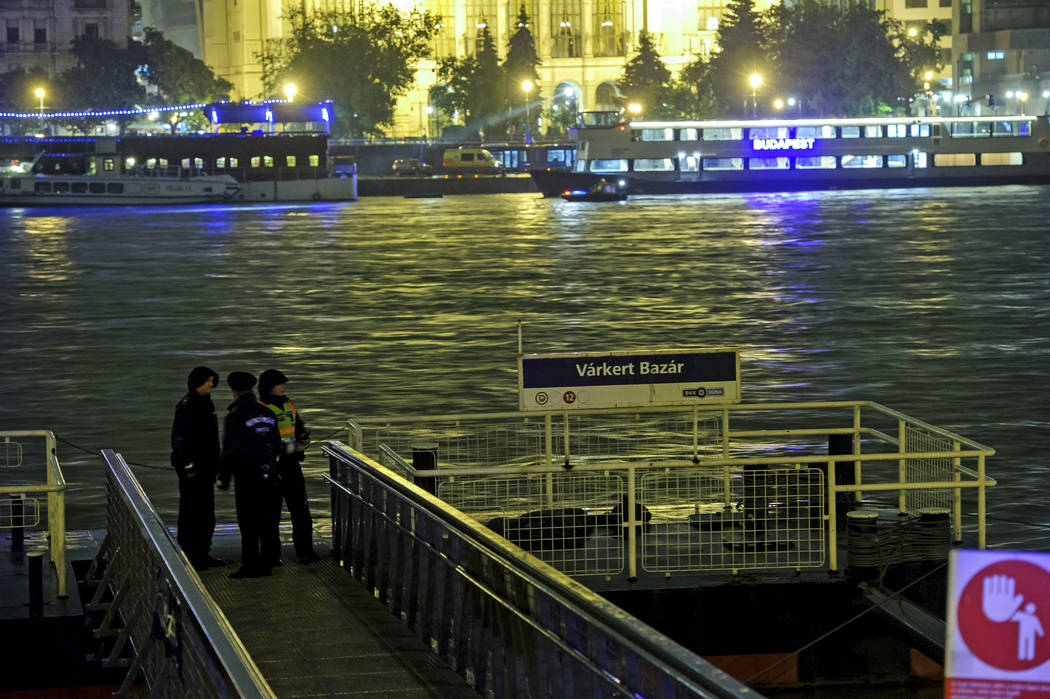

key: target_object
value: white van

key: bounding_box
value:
[441,148,505,175]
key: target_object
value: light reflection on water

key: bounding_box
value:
[1,189,1048,550]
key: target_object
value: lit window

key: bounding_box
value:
[633,158,674,172]
[702,127,743,141]
[796,156,837,169]
[749,127,789,140]
[308,155,320,167]
[264,156,274,167]
[887,155,908,168]
[216,157,226,168]
[181,158,191,169]
[229,157,239,167]
[910,124,930,137]
[194,157,204,168]
[251,157,261,168]
[146,158,157,169]
[864,125,882,138]
[980,152,1022,166]
[913,152,928,168]
[702,157,744,171]
[796,125,834,139]
[286,155,297,167]
[842,154,882,168]
[748,157,790,170]
[986,51,1004,60]
[887,124,908,138]
[841,126,860,139]
[103,158,115,171]
[706,17,718,31]
[680,155,699,172]
[680,128,699,141]
[639,128,674,142]
[590,159,628,173]
[158,158,168,169]
[933,153,976,167]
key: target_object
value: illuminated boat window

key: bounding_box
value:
[796,156,837,169]
[702,157,744,171]
[887,124,908,138]
[887,154,908,168]
[633,158,675,172]
[910,124,930,137]
[951,122,975,137]
[841,126,860,139]
[639,128,675,142]
[147,158,158,168]
[980,152,1023,166]
[865,125,883,138]
[933,153,976,167]
[680,128,699,141]
[749,126,790,140]
[993,121,1030,137]
[574,160,587,173]
[680,155,700,172]
[797,125,835,139]
[914,152,928,167]
[842,154,883,168]
[589,159,628,173]
[702,127,742,141]
[748,157,790,170]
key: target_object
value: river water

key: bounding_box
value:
[1,188,1048,551]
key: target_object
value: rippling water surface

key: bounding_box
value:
[1,187,1048,548]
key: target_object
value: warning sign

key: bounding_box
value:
[947,550,1050,698]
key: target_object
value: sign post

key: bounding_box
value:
[946,549,1050,697]
[518,348,740,411]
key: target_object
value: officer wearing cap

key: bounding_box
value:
[219,371,282,578]
[170,366,223,571]
[259,369,319,564]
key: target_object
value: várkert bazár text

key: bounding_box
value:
[575,361,685,377]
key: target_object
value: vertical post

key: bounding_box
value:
[626,465,637,581]
[10,495,24,552]
[952,440,963,543]
[827,459,838,574]
[978,454,986,549]
[722,408,731,510]
[691,406,699,463]
[852,405,862,503]
[562,411,570,468]
[544,414,553,467]
[897,418,907,515]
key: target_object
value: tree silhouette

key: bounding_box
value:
[501,5,541,140]
[619,31,671,118]
[706,0,767,117]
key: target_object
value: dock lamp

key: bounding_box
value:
[34,87,45,128]
[283,82,297,103]
[522,79,533,145]
[1018,91,1029,115]
[748,73,762,118]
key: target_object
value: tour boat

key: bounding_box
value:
[0,158,240,206]
[531,111,1050,197]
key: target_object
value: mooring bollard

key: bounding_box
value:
[28,552,44,618]
[846,509,880,580]
[917,507,951,561]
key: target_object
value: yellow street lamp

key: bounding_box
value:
[522,79,533,144]
[283,82,297,102]
[748,73,762,118]
[33,87,46,131]
[627,102,642,115]
[1018,90,1029,115]
[773,98,784,111]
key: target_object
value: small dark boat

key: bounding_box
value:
[560,184,628,202]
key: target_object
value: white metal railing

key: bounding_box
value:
[348,400,996,579]
[0,430,67,596]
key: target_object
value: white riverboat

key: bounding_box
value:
[530,112,1050,197]
[0,157,240,206]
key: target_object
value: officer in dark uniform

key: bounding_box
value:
[259,369,319,564]
[170,366,223,571]
[218,371,282,578]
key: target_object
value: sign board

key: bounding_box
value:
[946,549,1050,698]
[518,348,740,411]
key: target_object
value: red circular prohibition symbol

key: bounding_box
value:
[958,560,1050,671]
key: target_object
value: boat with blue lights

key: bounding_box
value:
[561,178,628,202]
[0,100,357,204]
[531,111,1050,197]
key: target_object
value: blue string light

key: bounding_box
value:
[0,99,303,120]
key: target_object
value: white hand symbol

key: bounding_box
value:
[983,574,1024,623]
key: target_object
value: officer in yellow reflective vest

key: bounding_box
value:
[258,369,319,564]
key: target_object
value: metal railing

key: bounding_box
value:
[0,430,66,596]
[88,449,274,697]
[323,441,759,698]
[348,400,996,578]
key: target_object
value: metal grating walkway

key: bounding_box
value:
[200,529,481,698]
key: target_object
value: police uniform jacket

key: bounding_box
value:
[220,393,281,485]
[170,390,221,479]
[260,393,309,464]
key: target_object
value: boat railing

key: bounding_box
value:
[87,449,274,696]
[346,400,995,581]
[322,440,757,698]
[0,430,66,596]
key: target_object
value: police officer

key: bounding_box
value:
[170,366,223,570]
[218,371,282,578]
[259,369,319,564]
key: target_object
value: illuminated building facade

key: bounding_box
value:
[0,0,130,77]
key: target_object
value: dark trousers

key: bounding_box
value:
[278,459,315,558]
[177,472,216,563]
[234,476,281,571]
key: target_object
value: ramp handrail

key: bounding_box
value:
[323,440,759,698]
[96,449,274,697]
[0,430,66,596]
